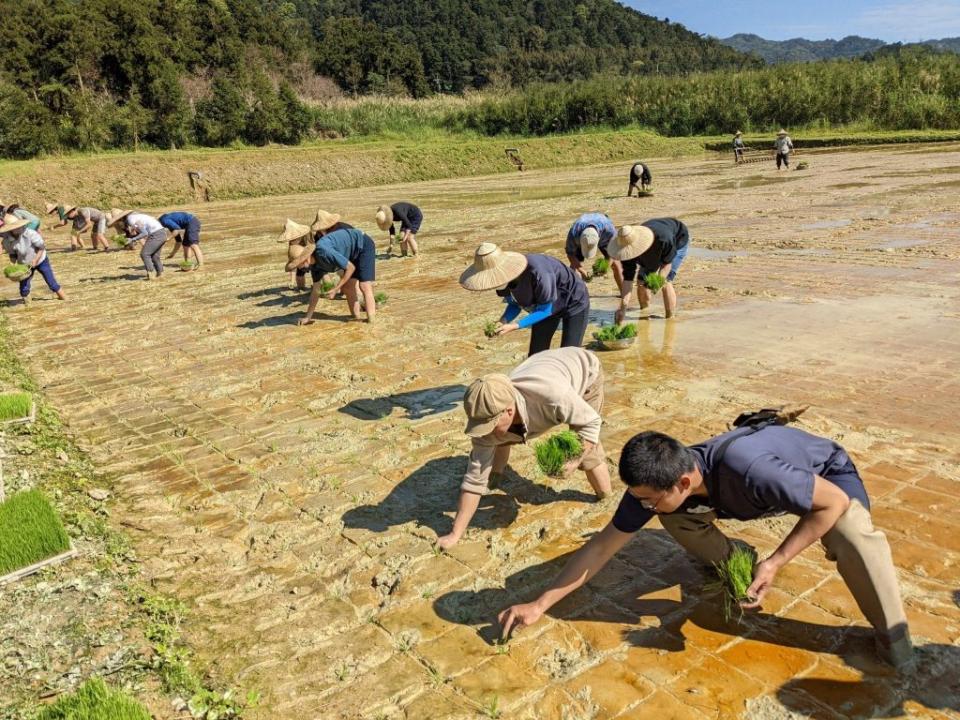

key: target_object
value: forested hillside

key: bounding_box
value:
[722,33,960,64]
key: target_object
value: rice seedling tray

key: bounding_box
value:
[0,391,35,426]
[3,264,30,282]
[0,489,76,586]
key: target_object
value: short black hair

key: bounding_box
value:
[618,431,696,490]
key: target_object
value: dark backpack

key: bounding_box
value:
[712,405,809,481]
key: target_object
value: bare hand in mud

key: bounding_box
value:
[436,533,458,551]
[496,323,519,336]
[298,317,315,326]
[324,289,337,300]
[741,558,778,609]
[498,602,543,641]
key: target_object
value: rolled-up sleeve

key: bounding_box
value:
[461,439,497,495]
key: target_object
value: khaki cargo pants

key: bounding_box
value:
[659,499,908,644]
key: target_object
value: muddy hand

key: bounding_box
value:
[498,602,543,641]
[741,558,778,609]
[298,317,315,326]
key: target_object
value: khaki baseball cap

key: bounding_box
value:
[463,374,515,437]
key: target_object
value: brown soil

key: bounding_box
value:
[4,144,960,719]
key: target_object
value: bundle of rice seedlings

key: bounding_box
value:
[643,272,666,293]
[796,161,809,170]
[374,291,388,305]
[483,320,499,338]
[534,429,584,477]
[112,234,128,248]
[705,545,757,622]
[320,279,336,293]
[0,391,32,421]
[178,260,195,271]
[592,257,610,276]
[37,677,150,720]
[3,263,29,281]
[593,324,638,342]
[0,489,71,576]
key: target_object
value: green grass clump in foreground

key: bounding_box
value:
[592,257,610,276]
[0,489,71,576]
[535,430,584,477]
[593,324,638,342]
[707,546,757,622]
[0,391,32,420]
[3,263,29,279]
[37,677,150,720]
[643,273,666,292]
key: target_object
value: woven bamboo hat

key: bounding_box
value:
[609,225,654,262]
[777,128,788,136]
[277,218,311,244]
[107,208,133,227]
[735,130,742,136]
[375,206,392,231]
[459,243,528,291]
[44,202,60,215]
[63,205,78,215]
[311,209,341,233]
[285,244,313,272]
[0,213,28,233]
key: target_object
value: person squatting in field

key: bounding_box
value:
[376,202,423,257]
[1,213,66,304]
[498,421,913,669]
[565,212,623,293]
[610,218,690,322]
[437,347,612,550]
[460,243,590,357]
[108,209,168,279]
[627,162,652,196]
[160,211,204,270]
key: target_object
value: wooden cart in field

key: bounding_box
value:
[735,147,774,165]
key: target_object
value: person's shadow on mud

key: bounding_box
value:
[342,456,595,537]
[237,310,351,328]
[339,384,467,420]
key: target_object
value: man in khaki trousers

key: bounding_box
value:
[498,425,912,668]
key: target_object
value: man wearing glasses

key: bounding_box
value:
[497,426,913,668]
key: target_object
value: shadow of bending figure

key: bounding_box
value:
[342,456,596,538]
[339,384,468,421]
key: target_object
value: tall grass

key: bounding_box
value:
[37,678,151,720]
[0,489,71,575]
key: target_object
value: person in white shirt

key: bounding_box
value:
[0,214,67,304]
[775,129,794,170]
[107,209,168,279]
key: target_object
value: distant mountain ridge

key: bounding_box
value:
[721,33,960,63]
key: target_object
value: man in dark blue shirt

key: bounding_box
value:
[497,426,912,668]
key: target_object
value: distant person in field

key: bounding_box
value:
[160,211,204,270]
[733,131,745,163]
[1,213,66,305]
[53,206,111,251]
[627,162,652,196]
[376,202,422,257]
[565,212,623,293]
[497,419,914,670]
[775,129,794,170]
[460,242,590,357]
[610,219,690,322]
[285,212,377,324]
[436,346,611,550]
[108,209,168,279]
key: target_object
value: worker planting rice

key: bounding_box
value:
[610,219,691,322]
[107,209,168,279]
[0,213,66,305]
[159,211,204,270]
[564,212,623,292]
[376,202,423,257]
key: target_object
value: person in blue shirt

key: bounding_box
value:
[460,242,590,356]
[159,211,204,270]
[497,424,913,669]
[564,212,622,292]
[285,220,378,324]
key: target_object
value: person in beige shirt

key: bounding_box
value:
[437,347,612,550]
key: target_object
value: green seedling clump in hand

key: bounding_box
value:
[706,545,757,622]
[483,320,499,338]
[320,279,336,293]
[37,677,151,720]
[644,272,666,293]
[0,391,32,421]
[0,489,71,576]
[592,257,610,276]
[593,324,638,342]
[3,263,29,280]
[374,291,388,305]
[112,235,127,248]
[534,429,584,477]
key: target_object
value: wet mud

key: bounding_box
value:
[4,145,960,719]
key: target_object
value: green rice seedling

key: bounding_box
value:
[178,260,195,271]
[591,257,610,276]
[37,677,151,720]
[0,391,32,421]
[483,320,499,338]
[592,324,638,342]
[534,429,583,477]
[643,272,666,293]
[320,279,336,293]
[705,545,757,622]
[0,489,71,576]
[3,263,29,280]
[796,161,810,170]
[112,234,128,248]
[374,291,388,305]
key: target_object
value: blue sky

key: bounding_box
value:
[625,0,960,42]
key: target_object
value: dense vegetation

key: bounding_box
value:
[0,0,754,158]
[444,49,960,136]
[723,33,960,64]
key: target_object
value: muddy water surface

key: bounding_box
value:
[6,145,960,719]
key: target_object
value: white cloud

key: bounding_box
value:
[857,0,960,41]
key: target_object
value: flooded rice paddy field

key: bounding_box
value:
[7,144,960,719]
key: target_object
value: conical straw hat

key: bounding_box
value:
[777,128,788,136]
[375,206,392,231]
[277,218,311,243]
[0,213,29,233]
[285,244,314,272]
[608,225,654,262]
[459,243,528,291]
[44,202,60,215]
[311,209,341,233]
[107,208,133,227]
